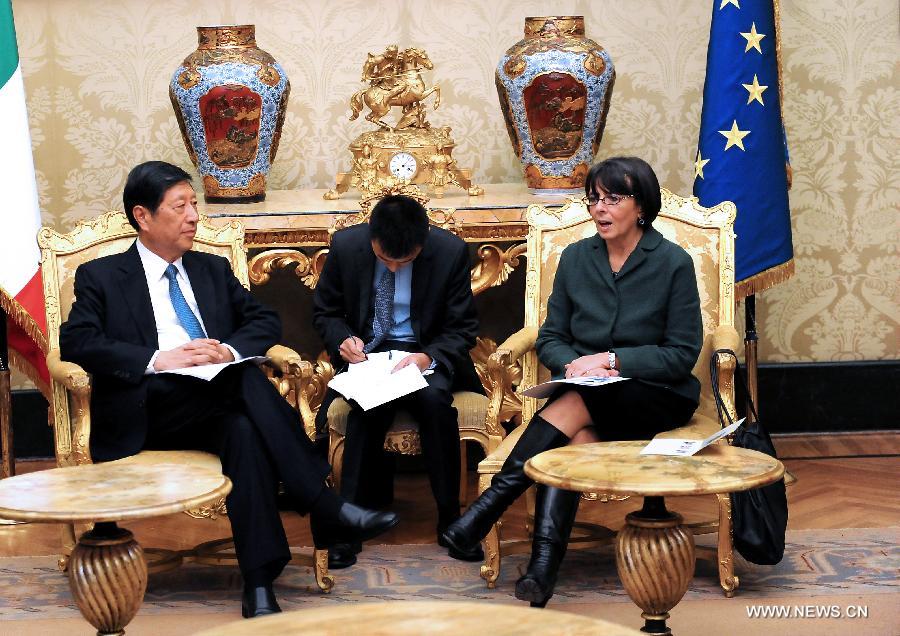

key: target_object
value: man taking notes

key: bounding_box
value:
[313,194,483,568]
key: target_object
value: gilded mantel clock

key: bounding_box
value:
[324,45,483,200]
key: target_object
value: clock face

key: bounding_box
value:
[389,152,418,180]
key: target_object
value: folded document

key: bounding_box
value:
[159,356,268,381]
[640,419,744,457]
[522,375,629,399]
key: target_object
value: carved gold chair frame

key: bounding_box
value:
[475,189,744,597]
[38,210,333,592]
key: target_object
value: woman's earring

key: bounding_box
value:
[637,217,645,226]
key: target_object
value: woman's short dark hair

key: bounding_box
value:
[123,161,193,231]
[369,195,430,258]
[585,156,662,226]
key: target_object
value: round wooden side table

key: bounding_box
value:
[525,441,784,635]
[196,600,643,635]
[0,462,231,636]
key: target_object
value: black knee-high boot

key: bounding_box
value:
[514,485,580,607]
[440,415,569,555]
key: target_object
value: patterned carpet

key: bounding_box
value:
[1,527,897,620]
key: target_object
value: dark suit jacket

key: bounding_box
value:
[59,242,281,461]
[536,227,702,404]
[312,223,481,393]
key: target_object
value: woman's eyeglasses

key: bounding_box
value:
[584,193,633,206]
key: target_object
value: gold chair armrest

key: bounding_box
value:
[264,345,316,440]
[265,344,307,377]
[484,327,537,438]
[711,325,741,426]
[711,325,741,353]
[46,349,92,465]
[46,349,90,393]
[494,326,539,366]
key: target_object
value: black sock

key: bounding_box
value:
[310,485,345,519]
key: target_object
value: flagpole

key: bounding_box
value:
[744,294,759,422]
[0,307,13,478]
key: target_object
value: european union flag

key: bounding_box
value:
[693,0,793,298]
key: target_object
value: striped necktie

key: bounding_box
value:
[364,268,395,354]
[164,264,207,340]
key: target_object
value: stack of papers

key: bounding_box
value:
[640,419,744,456]
[328,350,428,411]
[522,375,629,398]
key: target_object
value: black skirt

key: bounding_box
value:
[539,380,697,441]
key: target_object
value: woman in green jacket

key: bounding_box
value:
[442,157,703,607]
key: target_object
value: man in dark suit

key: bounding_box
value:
[313,194,483,568]
[59,161,397,618]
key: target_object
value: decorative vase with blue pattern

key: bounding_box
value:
[170,25,289,202]
[496,16,615,193]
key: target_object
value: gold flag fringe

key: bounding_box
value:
[736,258,795,300]
[8,349,51,400]
[774,0,792,191]
[0,289,48,353]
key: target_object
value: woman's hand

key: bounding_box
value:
[564,352,620,378]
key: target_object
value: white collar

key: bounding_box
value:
[135,238,187,282]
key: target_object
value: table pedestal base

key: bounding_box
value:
[616,497,695,635]
[68,522,148,636]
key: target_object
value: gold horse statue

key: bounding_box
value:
[350,47,441,131]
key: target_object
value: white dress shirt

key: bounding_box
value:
[136,239,240,372]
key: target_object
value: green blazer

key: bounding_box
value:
[536,226,702,404]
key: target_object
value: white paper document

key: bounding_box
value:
[159,356,268,382]
[640,419,744,457]
[327,350,429,411]
[522,375,629,399]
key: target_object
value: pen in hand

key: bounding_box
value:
[341,334,367,363]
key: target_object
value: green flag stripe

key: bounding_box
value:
[0,1,20,87]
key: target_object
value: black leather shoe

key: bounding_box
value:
[327,541,362,569]
[311,503,399,549]
[241,584,281,618]
[438,533,484,562]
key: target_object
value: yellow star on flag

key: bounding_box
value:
[742,74,768,105]
[719,120,750,151]
[719,0,740,9]
[694,150,711,179]
[740,22,766,54]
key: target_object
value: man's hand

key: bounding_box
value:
[339,336,367,364]
[564,352,620,379]
[153,339,233,371]
[392,352,432,373]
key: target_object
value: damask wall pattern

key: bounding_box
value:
[10,0,898,379]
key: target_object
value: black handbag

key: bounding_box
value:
[710,349,788,565]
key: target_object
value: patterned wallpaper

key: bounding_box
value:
[10,0,898,377]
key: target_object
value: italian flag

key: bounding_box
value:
[0,1,48,391]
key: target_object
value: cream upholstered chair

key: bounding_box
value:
[38,210,333,592]
[327,383,495,503]
[476,189,743,596]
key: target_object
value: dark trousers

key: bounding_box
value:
[340,341,461,530]
[144,363,331,580]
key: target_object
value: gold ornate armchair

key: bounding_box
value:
[38,210,333,592]
[476,189,743,596]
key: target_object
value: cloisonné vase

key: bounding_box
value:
[170,25,290,202]
[496,16,615,193]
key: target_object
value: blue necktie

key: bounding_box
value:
[164,264,207,340]
[364,269,395,354]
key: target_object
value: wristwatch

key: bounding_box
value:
[608,351,617,370]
